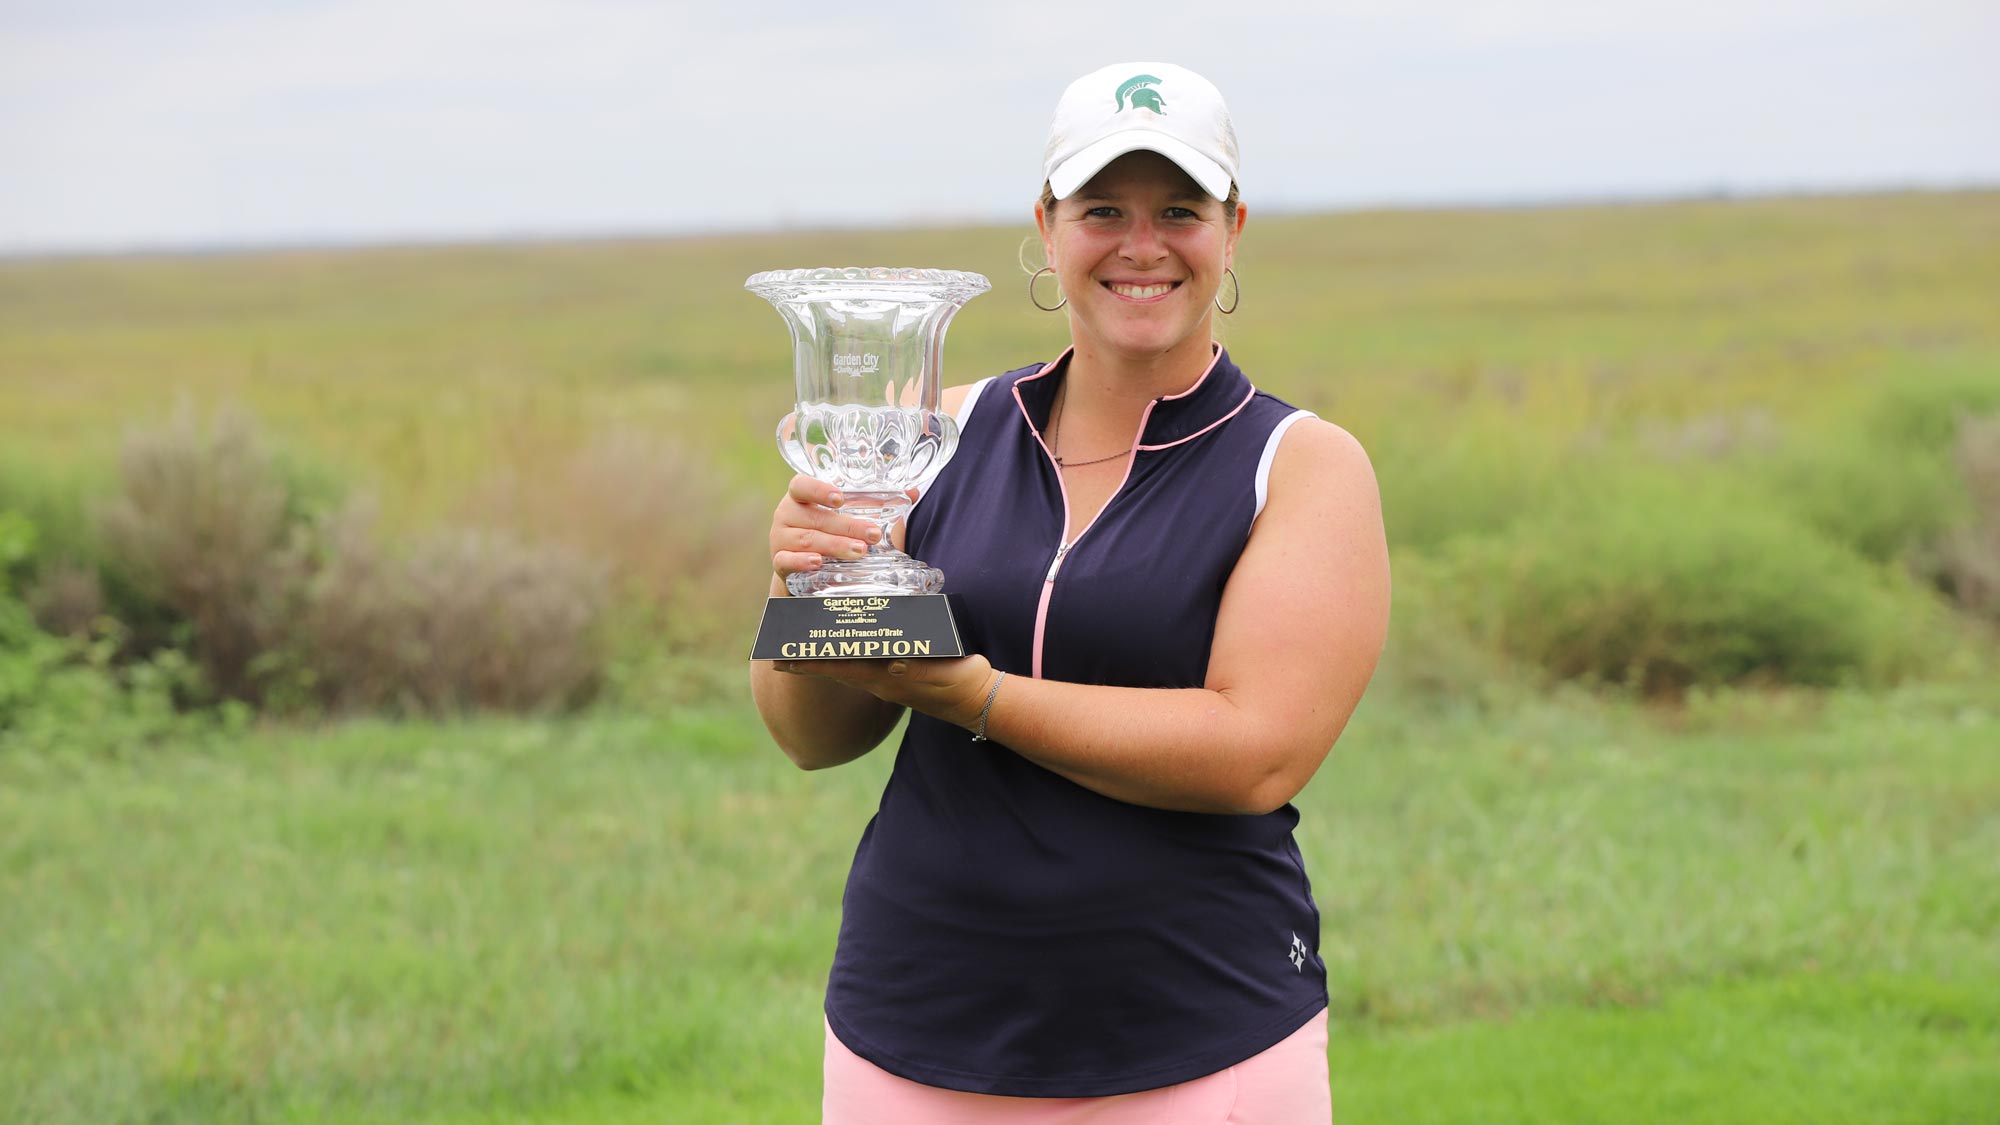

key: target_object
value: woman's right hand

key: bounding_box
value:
[770,474,882,587]
[757,474,911,769]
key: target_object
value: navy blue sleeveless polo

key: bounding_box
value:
[823,346,1327,1098]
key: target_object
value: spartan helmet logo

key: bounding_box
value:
[1114,74,1166,114]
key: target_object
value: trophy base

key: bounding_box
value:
[751,593,965,661]
[785,550,944,597]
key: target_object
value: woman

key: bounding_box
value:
[752,62,1390,1122]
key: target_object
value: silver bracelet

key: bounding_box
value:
[970,670,1006,742]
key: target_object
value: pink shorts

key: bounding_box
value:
[822,1009,1331,1124]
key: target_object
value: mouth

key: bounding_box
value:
[1102,280,1181,303]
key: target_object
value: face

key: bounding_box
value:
[1036,150,1246,361]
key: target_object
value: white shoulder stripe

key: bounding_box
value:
[1253,410,1318,522]
[912,377,996,513]
[954,375,994,430]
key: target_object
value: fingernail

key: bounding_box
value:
[887,661,908,676]
[863,527,882,543]
[850,540,869,557]
[828,492,844,507]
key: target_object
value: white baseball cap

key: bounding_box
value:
[1042,62,1240,201]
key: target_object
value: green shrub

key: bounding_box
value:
[0,455,179,647]
[1762,369,2000,567]
[1373,418,1568,552]
[1865,368,2000,453]
[1373,549,1529,710]
[1766,427,1966,565]
[0,509,34,589]
[1439,469,1944,695]
[22,560,104,638]
[0,584,62,726]
[0,618,210,754]
[1,510,208,752]
[0,459,90,568]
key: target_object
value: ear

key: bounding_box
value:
[1224,201,1247,267]
[1034,201,1056,267]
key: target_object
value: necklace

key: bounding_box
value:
[1048,379,1130,468]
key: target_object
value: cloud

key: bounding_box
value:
[2,0,1995,251]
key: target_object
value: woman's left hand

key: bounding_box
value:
[773,655,997,732]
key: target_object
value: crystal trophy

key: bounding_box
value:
[746,267,989,660]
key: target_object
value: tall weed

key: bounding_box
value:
[95,406,295,699]
[459,429,767,652]
[285,510,609,714]
[1929,414,2000,620]
[92,407,612,715]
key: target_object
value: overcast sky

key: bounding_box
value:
[2,0,1996,254]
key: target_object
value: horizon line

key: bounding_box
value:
[4,179,1995,265]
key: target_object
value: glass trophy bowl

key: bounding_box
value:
[746,267,990,598]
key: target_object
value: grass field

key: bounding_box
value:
[4,683,1996,1123]
[4,191,2000,1121]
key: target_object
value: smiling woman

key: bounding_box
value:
[1035,150,1243,368]
[750,61,1390,1123]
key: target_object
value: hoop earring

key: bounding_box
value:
[1029,266,1067,312]
[1214,267,1241,315]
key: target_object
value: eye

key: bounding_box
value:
[1084,205,1120,219]
[1164,206,1202,220]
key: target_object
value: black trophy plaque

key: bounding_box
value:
[752,593,964,661]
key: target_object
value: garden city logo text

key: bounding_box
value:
[833,352,880,377]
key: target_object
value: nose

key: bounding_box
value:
[1118,215,1169,268]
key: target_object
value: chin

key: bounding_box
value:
[1099,324,1196,356]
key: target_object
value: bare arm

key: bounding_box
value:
[779,418,1391,813]
[751,561,906,770]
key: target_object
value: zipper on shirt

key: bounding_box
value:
[1030,542,1067,680]
[1027,399,1161,680]
[1012,348,1228,680]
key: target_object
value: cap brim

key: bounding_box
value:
[1048,131,1232,200]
